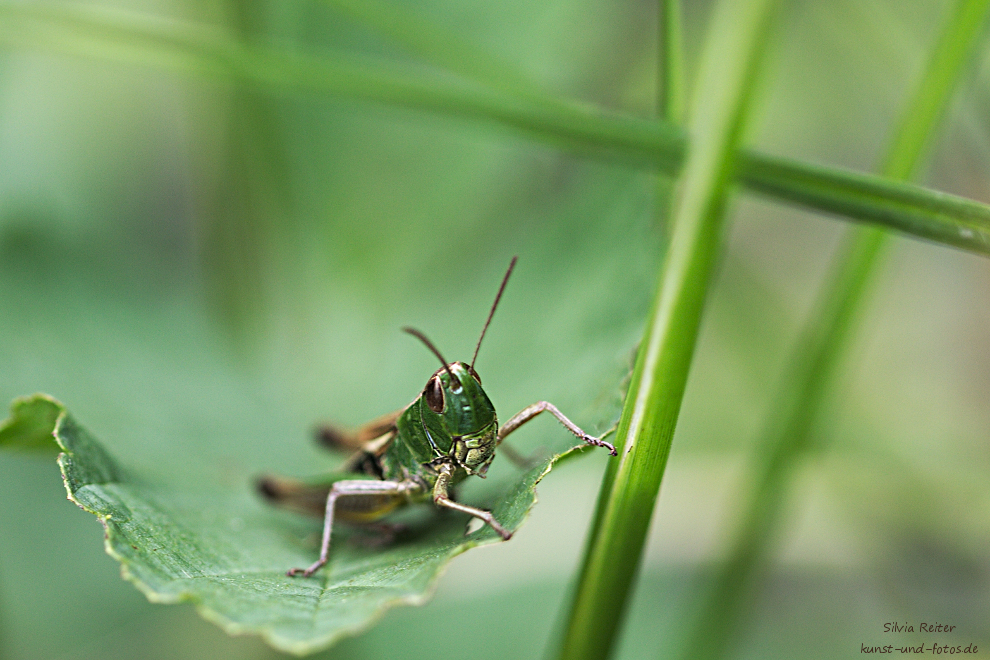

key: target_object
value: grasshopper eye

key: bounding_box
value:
[425,376,445,413]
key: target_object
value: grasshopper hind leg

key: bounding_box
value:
[287,478,424,578]
[314,408,403,452]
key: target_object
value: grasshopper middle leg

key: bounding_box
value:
[499,401,617,455]
[287,478,423,578]
[432,463,511,540]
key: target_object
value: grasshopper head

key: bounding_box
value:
[424,362,498,476]
[404,257,517,476]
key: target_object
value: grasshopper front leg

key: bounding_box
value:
[287,478,423,578]
[432,463,511,540]
[499,401,617,456]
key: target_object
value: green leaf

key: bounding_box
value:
[1,394,601,655]
[0,394,63,454]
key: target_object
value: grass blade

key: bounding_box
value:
[736,151,990,251]
[554,1,781,658]
[680,2,990,658]
[2,4,990,254]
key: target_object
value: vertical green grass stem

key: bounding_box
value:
[680,2,990,658]
[555,1,780,659]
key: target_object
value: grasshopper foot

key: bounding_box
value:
[490,519,512,540]
[287,560,325,578]
[583,434,617,456]
[462,510,512,540]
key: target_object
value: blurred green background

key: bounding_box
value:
[1,0,989,658]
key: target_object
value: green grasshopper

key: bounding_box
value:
[258,257,616,578]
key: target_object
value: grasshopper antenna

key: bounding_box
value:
[403,327,455,381]
[471,256,517,369]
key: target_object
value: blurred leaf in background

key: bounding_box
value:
[0,0,988,659]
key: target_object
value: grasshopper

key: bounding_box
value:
[258,257,616,578]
